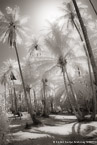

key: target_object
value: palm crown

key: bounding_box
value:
[0,6,28,46]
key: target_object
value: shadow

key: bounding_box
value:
[9,124,25,133]
[8,112,97,145]
[72,122,78,135]
[72,121,97,140]
[9,122,95,145]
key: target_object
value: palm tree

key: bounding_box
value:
[58,1,88,31]
[23,55,54,117]
[26,36,41,57]
[41,78,49,117]
[0,6,33,119]
[23,57,43,124]
[59,1,95,108]
[72,0,97,120]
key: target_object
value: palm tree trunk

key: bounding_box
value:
[89,0,97,16]
[4,84,6,110]
[42,82,47,116]
[72,0,97,120]
[13,87,17,112]
[61,66,83,120]
[33,89,37,112]
[12,80,18,113]
[65,67,84,120]
[50,97,54,113]
[9,88,14,111]
[73,18,95,106]
[27,89,42,125]
[27,88,32,107]
[13,41,34,120]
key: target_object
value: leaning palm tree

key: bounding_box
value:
[72,0,97,120]
[58,1,88,31]
[0,6,32,119]
[59,1,95,106]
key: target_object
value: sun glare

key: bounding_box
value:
[40,4,61,23]
[33,1,62,30]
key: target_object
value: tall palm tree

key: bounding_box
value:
[59,1,95,107]
[0,6,33,119]
[72,0,97,120]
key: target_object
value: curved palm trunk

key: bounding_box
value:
[13,41,34,121]
[72,0,97,120]
[62,66,83,120]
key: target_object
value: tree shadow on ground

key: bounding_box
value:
[72,122,96,135]
[8,114,97,145]
[72,121,97,145]
[41,116,77,127]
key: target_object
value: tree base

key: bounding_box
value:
[42,113,49,118]
[25,120,43,129]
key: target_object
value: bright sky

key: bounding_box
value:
[0,0,97,93]
[0,0,63,69]
[0,0,96,68]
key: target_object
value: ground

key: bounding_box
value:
[7,112,97,145]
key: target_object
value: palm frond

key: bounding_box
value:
[0,6,29,46]
[0,29,9,43]
[45,24,68,57]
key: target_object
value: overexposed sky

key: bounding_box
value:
[0,0,96,69]
[0,0,97,94]
[0,0,63,69]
